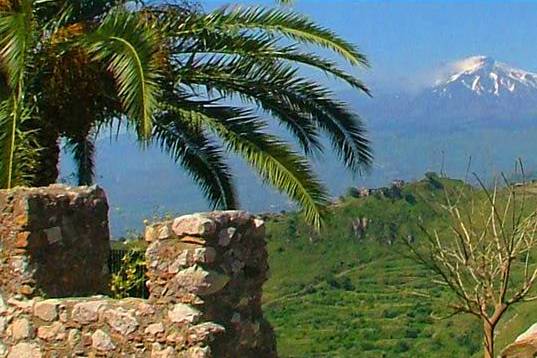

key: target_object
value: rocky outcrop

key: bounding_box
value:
[501,323,537,358]
[0,185,276,357]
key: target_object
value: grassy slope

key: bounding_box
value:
[262,177,537,357]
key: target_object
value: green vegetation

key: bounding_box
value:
[263,175,537,357]
[109,247,147,299]
[0,0,371,227]
[407,175,537,358]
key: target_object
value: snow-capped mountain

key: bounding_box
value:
[407,56,537,125]
[353,56,537,130]
[432,56,537,98]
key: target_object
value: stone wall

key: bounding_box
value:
[0,185,276,357]
[0,185,110,298]
[145,212,276,357]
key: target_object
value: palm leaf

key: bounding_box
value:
[0,0,33,89]
[186,6,369,67]
[179,57,322,153]
[180,57,371,170]
[65,134,96,186]
[153,110,237,209]
[0,0,35,189]
[265,48,370,94]
[84,9,161,139]
[174,102,329,228]
[170,29,369,94]
[0,98,39,188]
[0,98,17,187]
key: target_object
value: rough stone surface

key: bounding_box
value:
[33,300,59,322]
[151,344,175,358]
[72,300,107,324]
[172,214,217,238]
[168,303,202,324]
[186,346,211,358]
[7,342,41,358]
[91,329,116,351]
[36,321,64,341]
[67,328,80,347]
[145,322,165,336]
[0,187,276,358]
[0,185,110,298]
[502,323,537,357]
[11,318,33,340]
[105,307,138,335]
[147,211,277,358]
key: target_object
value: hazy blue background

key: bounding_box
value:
[61,1,537,236]
[207,0,537,93]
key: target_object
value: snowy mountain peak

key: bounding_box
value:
[433,56,537,97]
[451,55,495,74]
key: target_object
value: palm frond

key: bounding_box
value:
[85,9,161,139]
[0,98,39,188]
[0,0,33,88]
[266,47,370,94]
[0,0,36,189]
[169,29,369,94]
[186,6,369,67]
[0,71,7,101]
[178,57,322,153]
[180,57,372,171]
[65,134,96,186]
[152,110,237,209]
[173,102,329,228]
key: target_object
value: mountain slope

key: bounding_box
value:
[263,177,537,357]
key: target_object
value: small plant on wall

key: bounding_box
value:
[109,248,147,299]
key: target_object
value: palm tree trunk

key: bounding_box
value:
[29,120,60,187]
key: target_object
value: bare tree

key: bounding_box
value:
[408,178,537,358]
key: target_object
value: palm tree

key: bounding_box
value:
[0,0,371,228]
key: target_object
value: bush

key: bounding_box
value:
[382,309,399,319]
[405,328,420,339]
[404,192,417,205]
[338,276,355,291]
[425,172,444,190]
[393,341,410,353]
[347,187,361,198]
[109,248,148,299]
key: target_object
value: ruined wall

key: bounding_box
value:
[0,185,110,298]
[0,185,276,357]
[145,212,277,357]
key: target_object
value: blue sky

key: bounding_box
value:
[205,0,537,93]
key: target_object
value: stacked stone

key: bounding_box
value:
[0,186,277,357]
[0,294,223,357]
[145,211,277,358]
[0,185,110,298]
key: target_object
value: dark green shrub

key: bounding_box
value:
[347,187,361,198]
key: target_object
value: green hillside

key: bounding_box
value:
[262,175,537,357]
